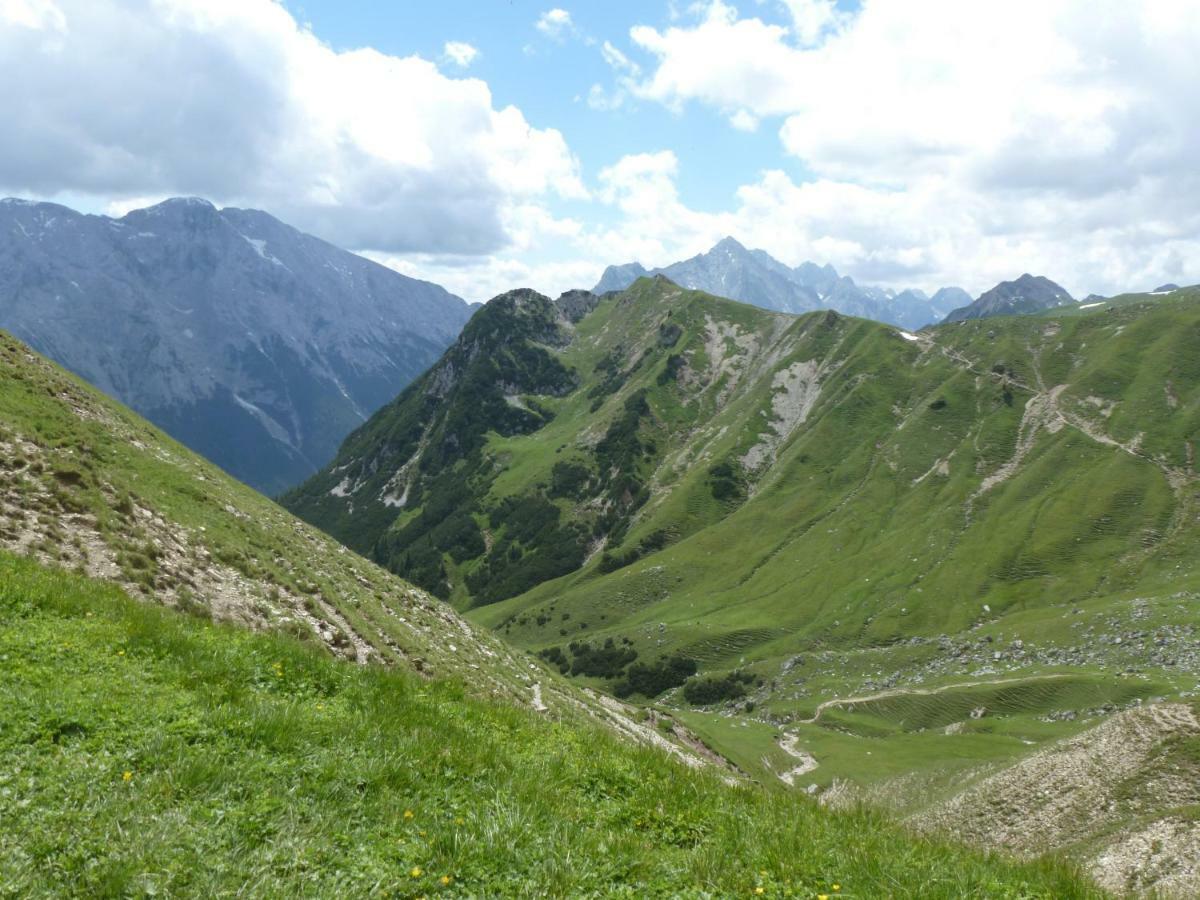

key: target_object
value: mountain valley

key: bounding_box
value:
[0,325,1107,897]
[8,2,1200,895]
[287,276,1200,891]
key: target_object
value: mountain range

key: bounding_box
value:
[594,236,973,329]
[3,219,1199,891]
[285,275,1200,888]
[0,197,472,494]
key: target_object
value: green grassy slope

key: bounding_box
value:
[0,329,716,751]
[0,551,1099,897]
[287,279,1199,804]
[0,330,525,689]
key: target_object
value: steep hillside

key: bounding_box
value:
[293,278,1199,634]
[0,553,1097,897]
[942,274,1073,323]
[0,328,720,759]
[911,702,1200,895]
[594,237,968,329]
[289,278,1200,888]
[0,197,471,493]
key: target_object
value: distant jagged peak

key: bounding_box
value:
[0,196,80,216]
[0,193,471,494]
[793,259,839,280]
[594,261,648,294]
[931,286,972,304]
[590,238,968,330]
[711,235,750,255]
[942,273,1073,324]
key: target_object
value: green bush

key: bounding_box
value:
[613,655,697,699]
[683,670,757,705]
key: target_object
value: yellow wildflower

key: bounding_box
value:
[122,771,132,782]
[833,886,841,892]
[410,866,423,878]
[404,809,415,820]
[440,875,452,886]
[818,895,829,900]
[755,889,765,896]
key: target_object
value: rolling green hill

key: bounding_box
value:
[0,332,1103,896]
[286,278,1200,886]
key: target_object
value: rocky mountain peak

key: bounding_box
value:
[0,196,471,494]
[942,274,1073,323]
[591,238,968,330]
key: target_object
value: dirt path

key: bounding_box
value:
[797,673,1075,725]
[531,682,548,712]
[774,733,819,785]
[971,385,1066,502]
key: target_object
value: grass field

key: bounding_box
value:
[0,551,1103,897]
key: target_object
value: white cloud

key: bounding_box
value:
[587,84,623,112]
[394,136,1199,304]
[0,0,583,254]
[103,194,169,217]
[442,40,478,68]
[728,109,758,132]
[614,0,1200,295]
[778,0,842,45]
[535,8,573,41]
[630,3,799,115]
[5,0,1197,301]
[0,0,65,31]
[374,151,733,302]
[600,39,639,75]
[587,40,642,112]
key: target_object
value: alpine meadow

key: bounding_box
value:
[3,1,1200,897]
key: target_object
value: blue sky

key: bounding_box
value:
[2,0,1198,301]
[289,1,795,217]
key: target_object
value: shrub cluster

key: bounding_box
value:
[707,460,746,503]
[612,655,697,699]
[683,670,757,705]
[538,641,699,700]
[597,529,672,574]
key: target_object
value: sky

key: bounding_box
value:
[2,0,1199,302]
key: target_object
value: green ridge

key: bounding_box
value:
[286,280,1200,798]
